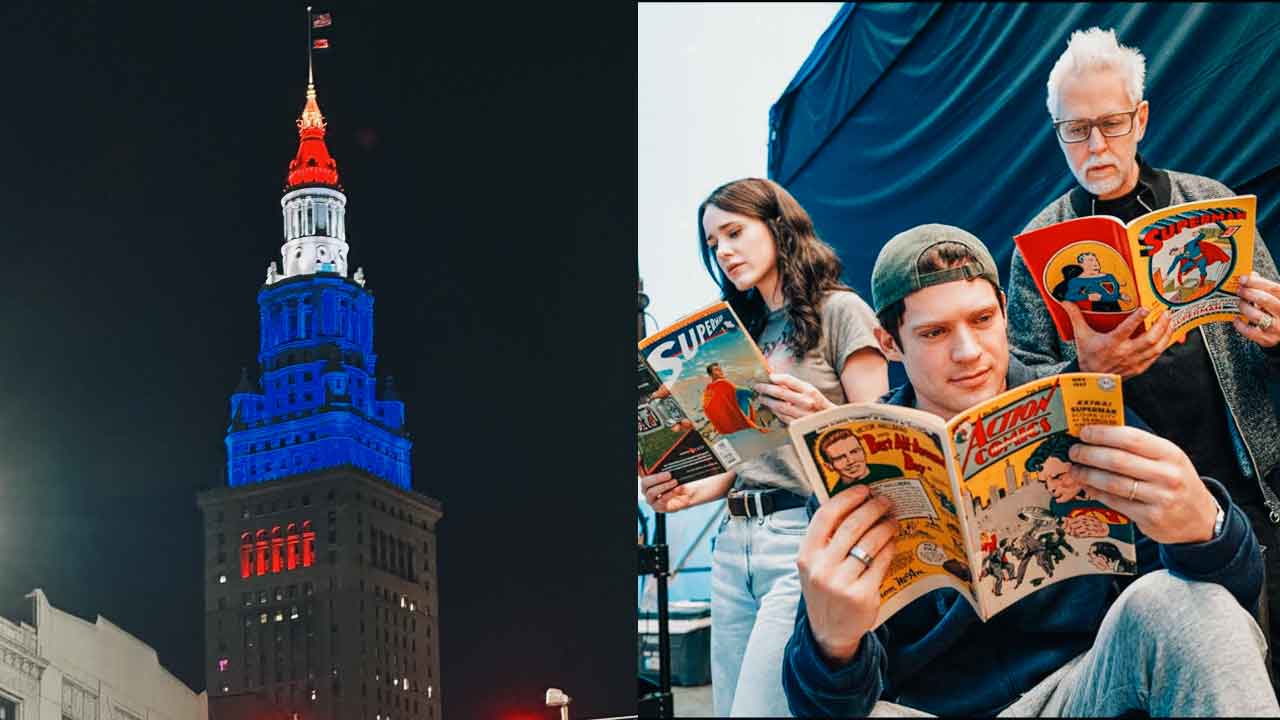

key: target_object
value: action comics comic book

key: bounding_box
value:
[789,373,1135,628]
[1014,195,1256,342]
[639,302,789,483]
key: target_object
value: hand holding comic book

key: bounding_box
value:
[795,484,898,666]
[639,469,735,514]
[754,372,838,424]
[788,373,1138,627]
[1068,425,1219,545]
[1234,272,1280,348]
[1060,302,1172,379]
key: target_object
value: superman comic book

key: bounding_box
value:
[1015,195,1256,342]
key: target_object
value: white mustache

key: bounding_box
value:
[1082,155,1118,171]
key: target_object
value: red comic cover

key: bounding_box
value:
[1014,216,1139,342]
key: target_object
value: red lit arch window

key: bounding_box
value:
[302,520,316,568]
[271,526,284,573]
[287,522,300,570]
[240,533,253,578]
[255,530,269,577]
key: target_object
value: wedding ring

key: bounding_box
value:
[1127,478,1139,502]
[848,545,874,565]
[1259,314,1274,331]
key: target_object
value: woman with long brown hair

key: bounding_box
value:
[641,177,888,716]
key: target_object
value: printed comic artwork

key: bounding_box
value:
[1044,241,1136,313]
[974,431,1134,599]
[1144,220,1239,305]
[815,427,904,496]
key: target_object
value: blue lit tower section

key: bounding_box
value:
[225,74,411,490]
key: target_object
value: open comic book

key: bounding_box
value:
[1014,195,1256,343]
[638,302,788,483]
[789,373,1135,627]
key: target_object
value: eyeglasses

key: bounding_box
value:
[1052,108,1140,144]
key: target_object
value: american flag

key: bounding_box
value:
[313,38,330,50]
[311,12,332,29]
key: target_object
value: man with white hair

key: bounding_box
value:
[1007,27,1280,684]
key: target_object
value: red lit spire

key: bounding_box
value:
[286,65,340,189]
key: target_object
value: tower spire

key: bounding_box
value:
[272,7,348,284]
[286,59,337,187]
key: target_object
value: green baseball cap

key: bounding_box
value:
[870,224,1001,313]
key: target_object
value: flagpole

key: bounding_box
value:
[306,5,314,85]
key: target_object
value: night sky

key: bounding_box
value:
[0,2,635,717]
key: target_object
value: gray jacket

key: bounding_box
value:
[1007,169,1280,518]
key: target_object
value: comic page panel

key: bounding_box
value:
[637,352,726,483]
[640,304,789,470]
[1128,195,1256,341]
[796,412,974,624]
[948,373,1135,619]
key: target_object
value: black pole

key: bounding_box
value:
[638,277,673,718]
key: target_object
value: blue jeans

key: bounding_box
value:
[711,505,807,717]
[869,571,1279,717]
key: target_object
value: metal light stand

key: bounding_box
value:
[637,277,674,719]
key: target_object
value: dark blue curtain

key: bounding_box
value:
[769,3,1280,309]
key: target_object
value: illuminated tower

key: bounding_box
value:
[198,69,443,720]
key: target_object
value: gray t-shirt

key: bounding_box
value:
[734,290,882,496]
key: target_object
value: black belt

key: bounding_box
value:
[726,489,807,518]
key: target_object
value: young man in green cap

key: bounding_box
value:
[780,224,1274,716]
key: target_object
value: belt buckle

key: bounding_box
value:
[727,491,754,518]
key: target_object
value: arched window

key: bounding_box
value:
[240,533,253,578]
[271,526,284,574]
[302,520,316,568]
[255,530,269,577]
[287,523,300,570]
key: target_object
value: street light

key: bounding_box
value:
[545,688,571,720]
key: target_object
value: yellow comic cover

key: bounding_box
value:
[789,372,1132,626]
[946,373,1132,619]
[1126,195,1255,342]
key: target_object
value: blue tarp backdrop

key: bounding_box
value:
[769,3,1280,312]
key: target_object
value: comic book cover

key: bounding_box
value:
[637,351,726,483]
[1013,195,1256,343]
[639,302,788,477]
[788,372,1133,626]
[946,372,1134,619]
[789,406,978,628]
[1014,216,1139,341]
[1127,195,1255,342]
